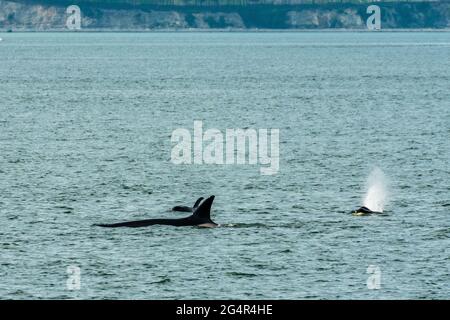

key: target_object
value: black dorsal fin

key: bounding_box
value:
[193,195,215,220]
[193,197,204,209]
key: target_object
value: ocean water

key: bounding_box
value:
[0,32,449,299]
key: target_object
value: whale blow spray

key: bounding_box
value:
[363,167,388,212]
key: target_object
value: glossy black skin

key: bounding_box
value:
[95,196,216,228]
[172,197,204,213]
[351,206,383,215]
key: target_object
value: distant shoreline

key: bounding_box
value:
[2,0,449,31]
[2,29,450,33]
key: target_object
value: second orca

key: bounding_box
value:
[351,206,383,216]
[172,197,204,212]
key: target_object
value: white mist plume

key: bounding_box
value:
[363,167,388,212]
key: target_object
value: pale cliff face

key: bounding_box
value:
[0,1,65,30]
[287,9,365,29]
[0,0,449,31]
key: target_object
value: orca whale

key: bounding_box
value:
[172,197,204,212]
[94,196,218,228]
[351,206,383,216]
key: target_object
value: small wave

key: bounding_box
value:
[121,183,153,195]
[220,223,268,228]
[431,228,450,240]
[220,222,306,229]
[55,206,74,213]
[226,272,259,278]
[151,278,171,284]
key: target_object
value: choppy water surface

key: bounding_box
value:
[0,32,449,299]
